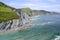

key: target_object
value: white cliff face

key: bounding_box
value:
[0,19,20,30]
[10,19,20,29]
[0,10,30,31]
[20,12,30,25]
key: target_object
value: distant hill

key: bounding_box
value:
[0,2,19,22]
[20,8,60,16]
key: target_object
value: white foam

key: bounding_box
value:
[40,22,54,25]
[31,15,40,20]
[47,22,53,24]
[54,36,60,40]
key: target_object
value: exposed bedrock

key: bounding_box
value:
[0,9,31,31]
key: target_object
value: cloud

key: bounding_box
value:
[0,0,60,12]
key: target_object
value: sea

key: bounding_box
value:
[0,14,60,40]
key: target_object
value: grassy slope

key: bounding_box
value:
[0,2,19,22]
[21,8,31,13]
[21,8,32,16]
[21,8,51,16]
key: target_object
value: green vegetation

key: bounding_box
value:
[21,8,32,16]
[0,2,19,22]
[21,8,32,13]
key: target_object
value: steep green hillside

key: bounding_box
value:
[21,8,51,16]
[0,2,19,22]
[21,8,31,13]
[21,8,32,16]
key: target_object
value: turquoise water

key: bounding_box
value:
[0,14,60,40]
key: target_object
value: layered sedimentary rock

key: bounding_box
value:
[0,9,30,31]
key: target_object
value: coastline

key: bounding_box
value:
[0,21,32,34]
[0,14,33,34]
[0,15,48,34]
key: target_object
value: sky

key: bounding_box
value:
[0,0,60,12]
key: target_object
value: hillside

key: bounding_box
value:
[20,8,51,16]
[31,10,51,16]
[0,2,19,22]
[18,8,32,16]
[21,8,32,13]
[21,8,59,16]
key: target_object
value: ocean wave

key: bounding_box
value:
[40,22,54,25]
[30,22,54,26]
[54,36,60,40]
[31,15,41,20]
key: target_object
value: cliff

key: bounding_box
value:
[0,9,30,31]
[0,2,30,31]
